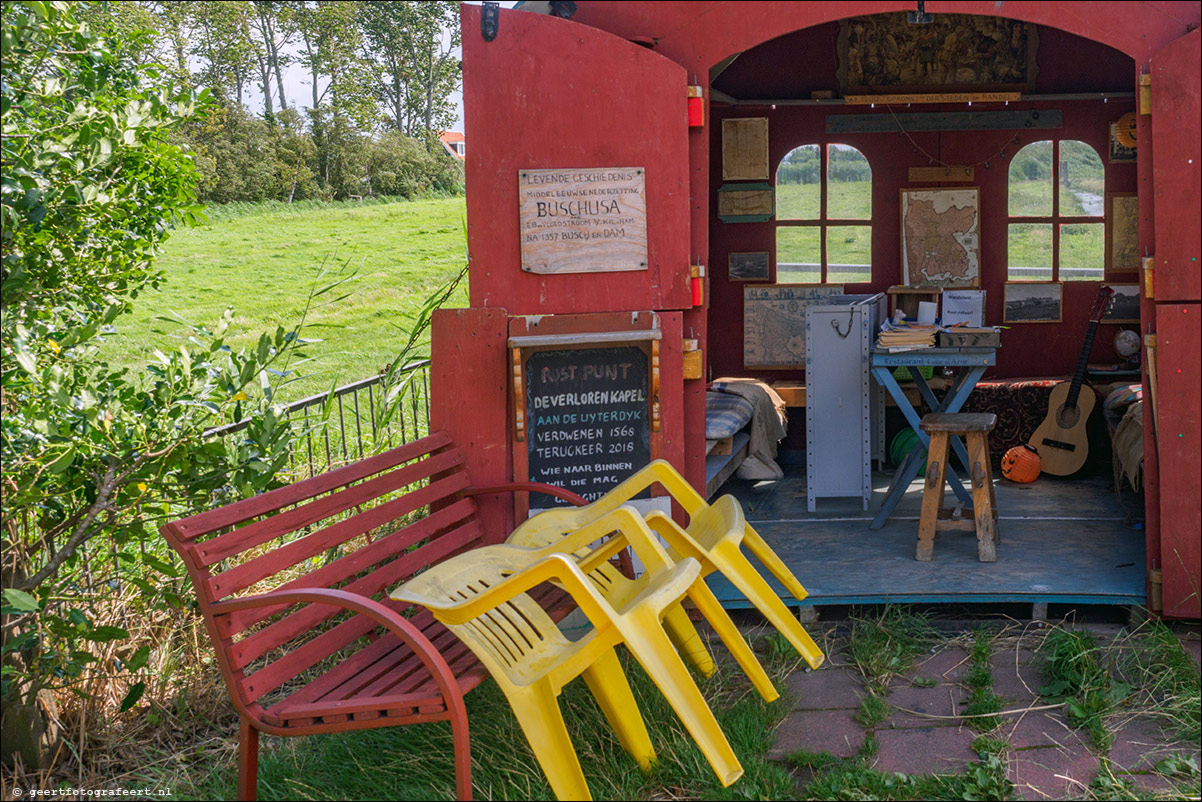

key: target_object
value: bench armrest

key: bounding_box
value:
[461,482,589,507]
[210,588,468,719]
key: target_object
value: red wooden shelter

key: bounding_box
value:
[433,1,1201,618]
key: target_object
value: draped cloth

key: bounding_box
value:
[711,378,788,481]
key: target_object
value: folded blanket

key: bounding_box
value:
[711,378,788,480]
[705,392,755,440]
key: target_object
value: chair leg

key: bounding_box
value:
[621,611,744,787]
[662,602,716,677]
[685,581,779,702]
[237,717,259,802]
[741,525,809,603]
[712,542,825,669]
[581,648,656,771]
[917,432,949,561]
[506,683,592,801]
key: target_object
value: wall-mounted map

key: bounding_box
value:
[743,285,844,368]
[900,188,980,288]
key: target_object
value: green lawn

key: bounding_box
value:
[102,196,470,400]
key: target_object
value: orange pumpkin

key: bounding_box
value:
[1001,444,1041,483]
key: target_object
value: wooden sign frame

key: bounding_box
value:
[508,313,664,519]
[1003,281,1062,324]
[1106,193,1139,274]
[899,187,981,288]
[717,183,775,222]
[728,252,771,282]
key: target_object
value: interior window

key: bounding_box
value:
[776,144,871,283]
[1008,139,1104,281]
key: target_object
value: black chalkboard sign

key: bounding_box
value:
[525,346,651,506]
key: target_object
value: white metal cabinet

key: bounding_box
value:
[805,294,886,511]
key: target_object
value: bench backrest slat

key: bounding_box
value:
[230,520,485,682]
[195,448,466,570]
[159,432,490,714]
[165,431,454,544]
[205,472,471,601]
[220,499,478,636]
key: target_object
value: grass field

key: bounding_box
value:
[102,196,470,401]
[772,179,1104,283]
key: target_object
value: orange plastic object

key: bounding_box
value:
[1001,444,1041,482]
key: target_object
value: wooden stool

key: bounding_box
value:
[916,412,999,562]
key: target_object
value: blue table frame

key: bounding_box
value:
[869,346,997,529]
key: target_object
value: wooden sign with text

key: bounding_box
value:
[518,167,648,274]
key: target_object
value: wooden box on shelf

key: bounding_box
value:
[887,285,941,321]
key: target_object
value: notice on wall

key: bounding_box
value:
[518,167,648,274]
[525,346,651,505]
[942,290,986,327]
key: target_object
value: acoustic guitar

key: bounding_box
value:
[1028,286,1115,476]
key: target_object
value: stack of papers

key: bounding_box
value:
[877,324,938,352]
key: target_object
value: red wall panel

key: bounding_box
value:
[1152,28,1201,303]
[1155,303,1201,618]
[461,5,692,317]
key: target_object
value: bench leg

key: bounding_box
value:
[237,716,259,802]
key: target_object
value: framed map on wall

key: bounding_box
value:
[743,285,844,368]
[900,188,980,288]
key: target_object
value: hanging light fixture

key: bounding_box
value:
[907,1,934,24]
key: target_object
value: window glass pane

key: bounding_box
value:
[1059,140,1104,217]
[1009,140,1052,216]
[827,145,871,220]
[1060,223,1104,281]
[827,226,872,283]
[776,227,821,283]
[776,145,820,220]
[1008,223,1052,281]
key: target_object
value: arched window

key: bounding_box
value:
[776,144,872,283]
[1008,140,1105,281]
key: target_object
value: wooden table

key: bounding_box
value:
[869,346,997,529]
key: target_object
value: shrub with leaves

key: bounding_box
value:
[0,1,314,763]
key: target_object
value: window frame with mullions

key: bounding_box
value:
[775,142,872,285]
[1007,138,1106,283]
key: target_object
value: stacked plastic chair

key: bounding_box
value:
[391,506,743,801]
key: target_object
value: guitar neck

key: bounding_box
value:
[1065,319,1100,409]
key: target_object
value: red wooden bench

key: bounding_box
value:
[161,431,589,801]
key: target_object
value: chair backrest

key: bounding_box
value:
[394,547,574,688]
[161,431,487,714]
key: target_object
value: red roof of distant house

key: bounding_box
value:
[439,131,466,160]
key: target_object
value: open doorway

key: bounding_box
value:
[700,12,1146,610]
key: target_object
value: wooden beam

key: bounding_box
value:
[908,166,975,182]
[826,110,1062,134]
[845,92,1021,105]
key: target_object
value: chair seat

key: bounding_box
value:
[920,412,997,433]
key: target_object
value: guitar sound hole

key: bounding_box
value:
[1056,404,1081,429]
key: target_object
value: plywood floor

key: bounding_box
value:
[707,465,1147,608]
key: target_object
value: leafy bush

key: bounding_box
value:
[0,1,314,765]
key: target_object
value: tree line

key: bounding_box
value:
[80,0,465,203]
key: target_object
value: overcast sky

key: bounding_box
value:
[240,1,520,134]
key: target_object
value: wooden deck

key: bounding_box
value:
[708,466,1147,608]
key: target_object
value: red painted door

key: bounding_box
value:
[461,4,692,316]
[1151,28,1201,618]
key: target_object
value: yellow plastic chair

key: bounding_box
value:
[507,494,781,703]
[507,460,825,670]
[391,507,743,801]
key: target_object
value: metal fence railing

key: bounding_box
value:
[206,359,432,479]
